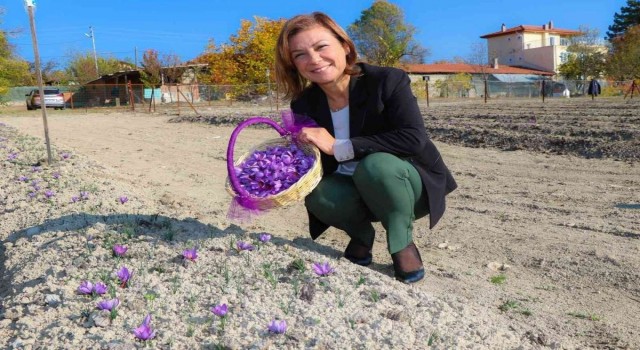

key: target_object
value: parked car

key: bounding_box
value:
[25,88,66,110]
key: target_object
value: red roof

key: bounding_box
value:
[402,63,555,76]
[480,25,581,38]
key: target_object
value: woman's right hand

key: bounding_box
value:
[298,127,335,155]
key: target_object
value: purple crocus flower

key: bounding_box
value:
[133,314,156,341]
[60,152,71,160]
[258,233,272,243]
[7,152,18,161]
[236,241,255,251]
[70,196,80,203]
[267,319,287,334]
[113,244,128,257]
[44,190,55,199]
[77,281,94,295]
[118,196,129,204]
[312,262,335,277]
[31,166,41,173]
[80,191,90,200]
[117,266,132,288]
[28,192,37,199]
[17,175,29,182]
[97,298,120,311]
[210,303,228,317]
[182,247,198,261]
[52,172,61,179]
[93,282,108,295]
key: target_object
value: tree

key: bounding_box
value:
[434,73,472,98]
[194,17,285,95]
[0,9,31,98]
[558,25,606,80]
[140,49,162,87]
[348,0,428,66]
[606,0,640,41]
[606,24,640,79]
[64,51,130,84]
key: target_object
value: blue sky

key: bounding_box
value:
[2,0,627,67]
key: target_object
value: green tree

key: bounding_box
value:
[606,24,640,79]
[65,51,130,84]
[606,0,640,41]
[0,9,31,98]
[347,0,427,66]
[194,17,285,95]
[434,73,472,98]
[558,25,606,80]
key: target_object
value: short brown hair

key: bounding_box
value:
[275,12,359,100]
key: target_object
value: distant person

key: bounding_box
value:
[588,79,601,98]
[274,12,457,284]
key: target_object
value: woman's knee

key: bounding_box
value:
[353,153,406,184]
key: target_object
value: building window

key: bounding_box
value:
[518,36,521,40]
[550,37,556,46]
[560,38,569,46]
[560,52,569,63]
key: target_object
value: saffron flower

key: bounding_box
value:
[77,281,94,295]
[312,262,335,277]
[17,175,29,182]
[52,172,61,179]
[236,241,254,251]
[7,152,18,160]
[27,192,37,199]
[210,303,228,317]
[70,196,80,203]
[44,190,55,199]
[93,282,108,295]
[267,319,287,334]
[80,191,90,200]
[97,298,120,311]
[182,247,198,261]
[113,244,128,257]
[118,196,129,204]
[32,166,41,173]
[117,266,132,287]
[133,314,156,341]
[258,233,272,243]
[60,152,71,160]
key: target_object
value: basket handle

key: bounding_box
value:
[227,117,289,198]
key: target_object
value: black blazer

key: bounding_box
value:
[291,63,457,239]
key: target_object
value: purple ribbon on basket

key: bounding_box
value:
[226,111,318,221]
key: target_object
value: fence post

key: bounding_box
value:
[541,80,545,103]
[177,84,180,116]
[128,82,135,111]
[422,76,430,107]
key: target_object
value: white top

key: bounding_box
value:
[330,106,358,176]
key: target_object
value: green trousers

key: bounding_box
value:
[305,153,429,254]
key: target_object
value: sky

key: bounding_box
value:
[2,0,628,67]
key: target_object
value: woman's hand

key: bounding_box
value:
[298,127,335,155]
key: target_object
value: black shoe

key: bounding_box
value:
[344,239,373,266]
[392,242,425,284]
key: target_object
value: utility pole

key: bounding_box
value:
[85,26,99,77]
[24,0,53,165]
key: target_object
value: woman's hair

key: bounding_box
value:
[275,12,359,100]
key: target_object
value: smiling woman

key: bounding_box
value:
[274,12,458,284]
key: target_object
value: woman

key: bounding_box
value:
[275,12,457,283]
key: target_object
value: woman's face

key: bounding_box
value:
[288,25,350,87]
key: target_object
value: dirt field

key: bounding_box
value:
[1,98,639,348]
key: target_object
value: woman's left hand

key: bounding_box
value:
[298,127,335,155]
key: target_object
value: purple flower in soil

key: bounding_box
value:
[113,244,128,257]
[52,172,61,179]
[7,152,18,161]
[118,196,129,204]
[44,190,55,199]
[70,196,80,203]
[258,233,272,243]
[60,152,71,160]
[96,298,120,311]
[210,303,228,317]
[133,314,156,341]
[32,166,41,173]
[182,247,198,261]
[77,281,94,295]
[80,191,90,200]
[116,266,132,287]
[236,241,255,251]
[312,262,335,277]
[28,192,37,199]
[17,175,29,182]
[93,282,108,295]
[267,319,287,334]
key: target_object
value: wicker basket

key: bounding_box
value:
[226,117,323,211]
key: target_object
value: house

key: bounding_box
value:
[403,63,554,98]
[480,22,581,73]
